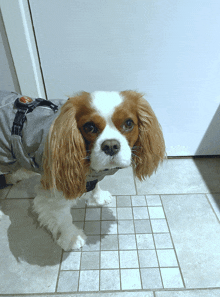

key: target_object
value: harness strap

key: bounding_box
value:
[86,179,98,192]
[11,96,58,170]
[11,97,58,137]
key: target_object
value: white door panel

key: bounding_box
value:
[1,0,220,156]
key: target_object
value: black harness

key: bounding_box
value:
[12,96,58,137]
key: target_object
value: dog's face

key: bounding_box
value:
[76,91,139,171]
[42,90,165,199]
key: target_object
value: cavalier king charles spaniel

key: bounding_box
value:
[5,90,166,251]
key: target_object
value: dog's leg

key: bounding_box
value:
[5,168,39,185]
[33,185,86,251]
[87,182,113,206]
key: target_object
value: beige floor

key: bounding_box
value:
[0,158,220,297]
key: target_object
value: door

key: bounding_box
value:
[1,0,220,156]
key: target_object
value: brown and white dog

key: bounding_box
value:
[5,90,166,251]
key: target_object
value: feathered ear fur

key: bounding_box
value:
[132,92,166,180]
[41,95,89,199]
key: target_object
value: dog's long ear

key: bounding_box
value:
[41,96,89,199]
[132,92,166,180]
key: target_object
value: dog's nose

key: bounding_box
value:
[101,139,120,156]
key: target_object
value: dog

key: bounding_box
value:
[0,90,165,251]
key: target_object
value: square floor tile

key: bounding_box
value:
[101,251,119,269]
[100,269,120,291]
[133,207,149,219]
[74,221,84,231]
[134,220,152,233]
[117,207,133,220]
[119,234,137,250]
[85,208,101,221]
[101,234,118,250]
[162,193,220,288]
[136,234,155,249]
[148,207,165,219]
[154,233,173,249]
[82,235,101,251]
[151,219,169,233]
[101,220,118,235]
[135,159,210,195]
[81,252,100,270]
[79,270,99,291]
[71,208,86,222]
[120,250,139,268]
[140,268,163,289]
[118,220,135,234]
[61,252,81,270]
[84,221,100,235]
[102,207,117,220]
[57,271,79,292]
[157,249,178,267]
[117,195,131,207]
[120,269,142,290]
[146,195,162,206]
[131,195,147,206]
[160,267,184,288]
[138,249,158,268]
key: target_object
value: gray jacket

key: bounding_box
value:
[0,90,119,190]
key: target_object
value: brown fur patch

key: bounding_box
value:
[112,92,139,148]
[41,92,106,199]
[119,90,166,180]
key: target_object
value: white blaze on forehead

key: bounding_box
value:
[91,91,123,119]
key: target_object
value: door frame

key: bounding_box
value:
[0,0,46,98]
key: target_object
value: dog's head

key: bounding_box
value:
[41,91,166,199]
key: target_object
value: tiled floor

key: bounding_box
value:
[0,158,220,297]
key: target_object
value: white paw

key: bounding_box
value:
[88,190,113,207]
[57,227,87,251]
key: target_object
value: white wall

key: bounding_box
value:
[2,0,220,156]
[0,8,20,92]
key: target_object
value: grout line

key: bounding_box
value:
[147,199,164,289]
[204,193,220,223]
[61,266,180,272]
[159,194,186,288]
[3,191,220,200]
[116,196,122,290]
[77,202,87,292]
[132,195,143,289]
[99,206,102,291]
[55,249,64,292]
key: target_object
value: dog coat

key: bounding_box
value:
[0,90,120,191]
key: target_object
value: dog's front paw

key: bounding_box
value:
[88,190,113,207]
[57,227,86,251]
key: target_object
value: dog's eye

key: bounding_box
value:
[122,119,134,132]
[83,122,98,134]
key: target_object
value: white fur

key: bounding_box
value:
[91,91,123,119]
[86,182,113,207]
[90,124,132,171]
[90,91,131,171]
[33,182,111,251]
